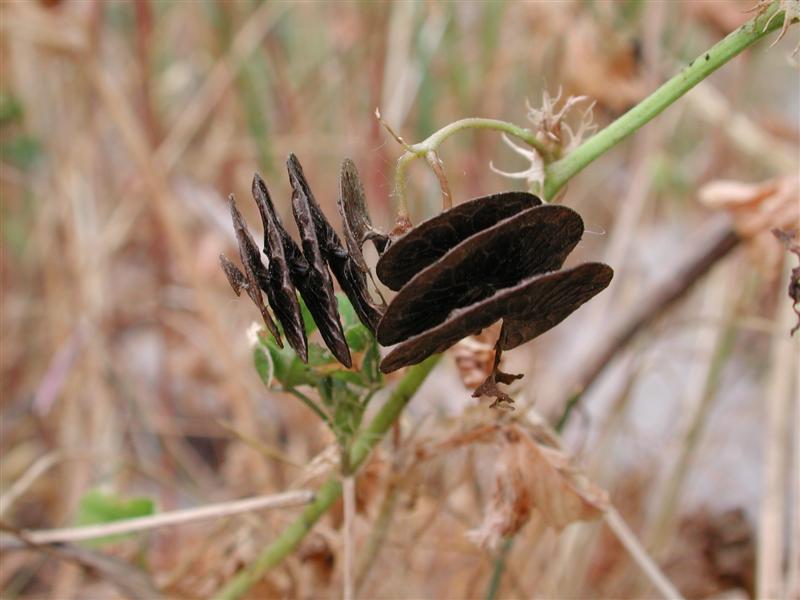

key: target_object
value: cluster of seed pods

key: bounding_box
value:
[221,155,613,404]
[220,155,386,369]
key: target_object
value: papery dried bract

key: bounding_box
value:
[468,426,609,549]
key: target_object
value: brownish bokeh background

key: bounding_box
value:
[1,1,798,598]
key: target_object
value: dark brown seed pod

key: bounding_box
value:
[376,191,542,291]
[338,158,390,268]
[287,155,352,368]
[376,205,583,347]
[219,254,248,296]
[288,154,384,335]
[498,262,613,350]
[379,263,613,373]
[226,195,282,345]
[334,159,387,330]
[252,174,308,362]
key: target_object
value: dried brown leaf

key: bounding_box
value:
[469,426,609,549]
[698,175,799,240]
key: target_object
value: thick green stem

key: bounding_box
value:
[213,355,441,600]
[543,4,788,199]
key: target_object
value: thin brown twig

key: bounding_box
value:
[557,217,740,429]
[1,490,314,546]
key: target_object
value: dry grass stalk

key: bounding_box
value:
[757,257,799,599]
[5,491,314,546]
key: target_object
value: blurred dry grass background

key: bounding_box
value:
[1,1,798,598]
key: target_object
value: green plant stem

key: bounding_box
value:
[285,387,330,426]
[394,118,547,218]
[485,536,515,600]
[213,355,441,600]
[543,3,789,199]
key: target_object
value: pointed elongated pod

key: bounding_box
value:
[286,155,352,368]
[252,174,309,362]
[226,195,282,345]
[337,158,390,270]
[288,154,384,335]
[334,159,386,331]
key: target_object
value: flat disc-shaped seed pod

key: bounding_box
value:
[288,154,383,335]
[376,205,583,346]
[287,156,352,368]
[252,174,308,362]
[227,196,282,345]
[499,262,613,350]
[376,191,542,291]
[380,263,612,373]
[337,158,389,270]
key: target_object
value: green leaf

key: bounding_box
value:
[360,341,382,386]
[75,489,155,547]
[0,92,24,125]
[344,323,371,353]
[298,295,318,335]
[259,332,318,389]
[330,378,364,442]
[336,293,358,328]
[254,346,274,387]
[307,342,336,368]
[1,136,42,169]
[336,292,374,353]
